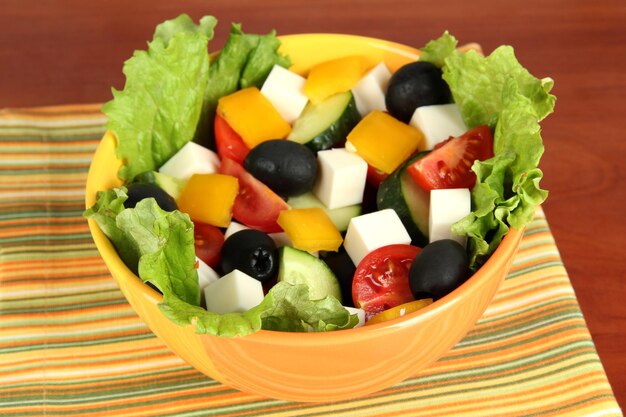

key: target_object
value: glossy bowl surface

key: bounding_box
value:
[86,34,523,402]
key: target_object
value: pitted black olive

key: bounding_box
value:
[220,229,278,283]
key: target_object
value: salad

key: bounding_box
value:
[85,14,555,337]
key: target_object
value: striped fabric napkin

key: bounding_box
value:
[0,105,621,416]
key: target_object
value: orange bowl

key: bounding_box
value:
[86,34,524,402]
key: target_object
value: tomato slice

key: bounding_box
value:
[194,222,224,268]
[407,125,494,192]
[214,114,250,165]
[366,164,389,188]
[219,157,289,233]
[352,244,421,320]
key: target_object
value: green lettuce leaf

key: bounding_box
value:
[102,27,212,182]
[85,188,199,306]
[195,23,291,147]
[160,282,357,337]
[153,14,217,46]
[115,199,199,306]
[421,33,556,268]
[83,188,138,271]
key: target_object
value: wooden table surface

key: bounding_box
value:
[1,0,624,409]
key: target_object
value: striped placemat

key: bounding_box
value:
[0,105,621,416]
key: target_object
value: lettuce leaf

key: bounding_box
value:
[102,20,212,182]
[85,188,199,306]
[153,14,217,46]
[420,32,556,268]
[160,281,357,337]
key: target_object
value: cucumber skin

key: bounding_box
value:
[376,152,429,247]
[305,94,361,152]
[278,246,342,302]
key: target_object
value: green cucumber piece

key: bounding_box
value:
[377,152,430,246]
[278,246,342,302]
[287,192,361,232]
[287,91,360,152]
[131,170,186,200]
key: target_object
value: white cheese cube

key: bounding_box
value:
[409,103,467,150]
[429,188,471,247]
[158,142,220,181]
[352,62,392,116]
[344,209,411,266]
[260,65,308,124]
[344,306,366,328]
[224,221,250,240]
[203,269,264,315]
[196,257,219,291]
[313,148,368,209]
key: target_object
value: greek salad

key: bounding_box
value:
[85,14,555,337]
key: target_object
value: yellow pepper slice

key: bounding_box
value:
[277,208,343,252]
[177,174,239,227]
[365,299,433,325]
[217,87,291,149]
[304,56,369,104]
[347,110,424,174]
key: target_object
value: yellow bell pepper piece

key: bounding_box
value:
[277,208,343,253]
[347,110,423,174]
[177,174,239,227]
[365,299,433,325]
[217,87,291,149]
[304,56,369,104]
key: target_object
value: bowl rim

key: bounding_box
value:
[86,32,521,344]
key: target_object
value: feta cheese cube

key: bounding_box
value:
[260,65,308,124]
[352,62,392,116]
[196,257,219,291]
[344,306,366,328]
[158,142,220,181]
[224,221,250,240]
[344,209,411,265]
[203,269,264,315]
[409,103,467,150]
[429,188,471,247]
[313,148,368,209]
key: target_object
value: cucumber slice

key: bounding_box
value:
[288,91,360,152]
[131,170,186,200]
[377,152,430,246]
[278,246,342,302]
[287,192,361,232]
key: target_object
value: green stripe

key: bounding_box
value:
[0,332,155,355]
[0,288,123,313]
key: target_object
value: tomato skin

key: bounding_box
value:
[352,244,421,320]
[366,164,389,188]
[219,157,289,233]
[194,222,225,268]
[407,125,494,192]
[214,114,250,165]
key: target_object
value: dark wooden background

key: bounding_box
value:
[1,0,624,408]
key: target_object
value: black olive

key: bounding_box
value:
[220,229,278,283]
[244,140,317,197]
[408,239,470,300]
[385,61,452,123]
[124,183,178,212]
[322,249,357,307]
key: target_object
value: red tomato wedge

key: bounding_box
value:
[366,164,389,188]
[352,244,421,320]
[193,222,224,268]
[407,125,494,192]
[219,157,289,233]
[214,114,250,165]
